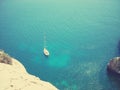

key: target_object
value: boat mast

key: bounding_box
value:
[44,34,46,48]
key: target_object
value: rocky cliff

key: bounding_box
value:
[0,50,58,90]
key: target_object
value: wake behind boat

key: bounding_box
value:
[43,48,49,56]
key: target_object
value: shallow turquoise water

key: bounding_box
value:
[0,0,120,90]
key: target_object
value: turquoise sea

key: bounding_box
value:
[0,0,120,90]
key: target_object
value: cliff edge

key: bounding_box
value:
[0,50,58,90]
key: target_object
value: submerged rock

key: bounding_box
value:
[107,57,120,75]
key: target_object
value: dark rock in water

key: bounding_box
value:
[0,50,12,65]
[107,57,120,75]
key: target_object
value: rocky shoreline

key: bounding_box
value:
[0,50,58,90]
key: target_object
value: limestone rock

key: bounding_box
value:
[0,51,58,90]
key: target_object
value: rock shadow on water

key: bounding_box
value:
[118,40,120,55]
[106,71,120,90]
[98,64,109,90]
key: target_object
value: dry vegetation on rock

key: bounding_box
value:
[0,50,12,65]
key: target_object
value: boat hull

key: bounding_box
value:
[43,48,49,56]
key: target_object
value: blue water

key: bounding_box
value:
[0,0,120,90]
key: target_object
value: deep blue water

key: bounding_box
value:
[0,0,120,90]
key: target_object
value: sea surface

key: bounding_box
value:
[0,0,120,90]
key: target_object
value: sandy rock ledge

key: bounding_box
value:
[0,51,58,90]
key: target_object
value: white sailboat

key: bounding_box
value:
[43,35,50,56]
[43,48,49,56]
